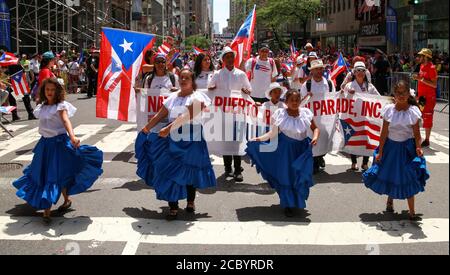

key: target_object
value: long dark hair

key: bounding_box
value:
[285,89,301,102]
[144,49,154,64]
[394,80,418,106]
[38,78,66,105]
[179,68,197,91]
[193,53,214,78]
[40,58,53,70]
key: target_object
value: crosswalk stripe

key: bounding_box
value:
[13,124,107,162]
[0,124,28,136]
[0,128,40,158]
[94,124,137,153]
[0,216,447,247]
[421,130,449,149]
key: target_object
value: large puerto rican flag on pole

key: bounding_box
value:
[230,5,256,68]
[96,28,156,122]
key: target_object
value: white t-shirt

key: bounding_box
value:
[343,80,380,95]
[245,57,278,99]
[382,104,422,142]
[163,91,212,124]
[208,67,252,92]
[195,71,214,90]
[33,101,77,138]
[144,74,180,90]
[272,108,313,141]
[30,59,40,74]
[300,77,336,98]
[68,62,80,76]
[58,60,68,72]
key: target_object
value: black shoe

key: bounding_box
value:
[42,216,52,225]
[57,201,72,212]
[28,114,37,120]
[12,115,20,121]
[185,202,195,213]
[225,167,234,177]
[421,140,430,148]
[319,157,326,168]
[313,166,320,175]
[234,173,244,182]
[166,209,178,221]
[284,208,294,217]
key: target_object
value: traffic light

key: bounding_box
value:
[408,0,420,5]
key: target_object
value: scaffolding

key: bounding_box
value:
[8,0,132,55]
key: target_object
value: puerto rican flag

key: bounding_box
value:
[330,52,348,85]
[290,40,298,60]
[10,70,30,98]
[192,46,204,55]
[340,118,380,151]
[158,42,172,55]
[0,106,16,114]
[96,28,156,122]
[0,52,19,67]
[282,61,294,72]
[230,5,256,68]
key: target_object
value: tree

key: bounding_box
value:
[184,35,211,50]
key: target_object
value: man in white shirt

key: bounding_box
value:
[208,47,252,182]
[245,44,278,103]
[300,59,336,174]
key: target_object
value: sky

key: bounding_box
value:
[213,0,230,34]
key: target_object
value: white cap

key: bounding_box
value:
[220,47,237,60]
[353,61,366,70]
[305,43,314,49]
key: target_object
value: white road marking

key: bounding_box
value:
[421,131,449,150]
[0,128,40,158]
[0,216,447,246]
[210,155,224,166]
[94,124,137,153]
[13,124,106,162]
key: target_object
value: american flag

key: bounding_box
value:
[340,118,380,150]
[230,5,256,67]
[158,42,172,55]
[330,52,349,85]
[10,70,30,98]
[0,52,19,67]
[96,27,156,122]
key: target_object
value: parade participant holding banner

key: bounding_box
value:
[144,53,179,91]
[208,47,252,182]
[247,90,319,217]
[300,59,336,174]
[137,69,216,220]
[194,53,215,90]
[343,62,379,171]
[412,48,438,148]
[13,78,104,225]
[363,81,429,221]
[245,44,278,104]
[340,56,372,91]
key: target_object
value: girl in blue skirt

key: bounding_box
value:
[363,80,429,221]
[246,90,320,217]
[136,69,216,220]
[13,78,103,224]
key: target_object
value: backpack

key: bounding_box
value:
[306,79,333,94]
[248,57,275,80]
[146,72,176,88]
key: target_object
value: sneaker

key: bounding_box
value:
[421,140,430,148]
[225,167,234,177]
[234,173,244,182]
[319,157,326,168]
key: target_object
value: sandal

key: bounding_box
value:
[185,202,195,213]
[166,209,178,221]
[284,208,294,218]
[57,201,72,212]
[361,165,369,171]
[409,213,421,221]
[350,164,359,171]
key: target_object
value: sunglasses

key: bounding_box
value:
[355,69,366,72]
[155,60,166,64]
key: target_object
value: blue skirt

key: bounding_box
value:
[363,138,429,200]
[135,125,216,202]
[246,133,314,209]
[13,134,104,210]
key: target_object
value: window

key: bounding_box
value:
[338,0,341,12]
[333,0,336,13]
[348,0,352,10]
[343,0,346,11]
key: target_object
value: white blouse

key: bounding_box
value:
[33,101,77,138]
[195,71,214,90]
[163,90,212,124]
[344,80,380,95]
[272,108,313,141]
[382,104,422,142]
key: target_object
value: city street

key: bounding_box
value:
[0,94,448,255]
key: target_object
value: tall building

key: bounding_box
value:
[213,22,220,34]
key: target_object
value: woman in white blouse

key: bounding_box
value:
[343,62,380,171]
[194,53,215,90]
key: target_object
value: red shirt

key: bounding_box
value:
[418,62,437,96]
[38,68,55,87]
